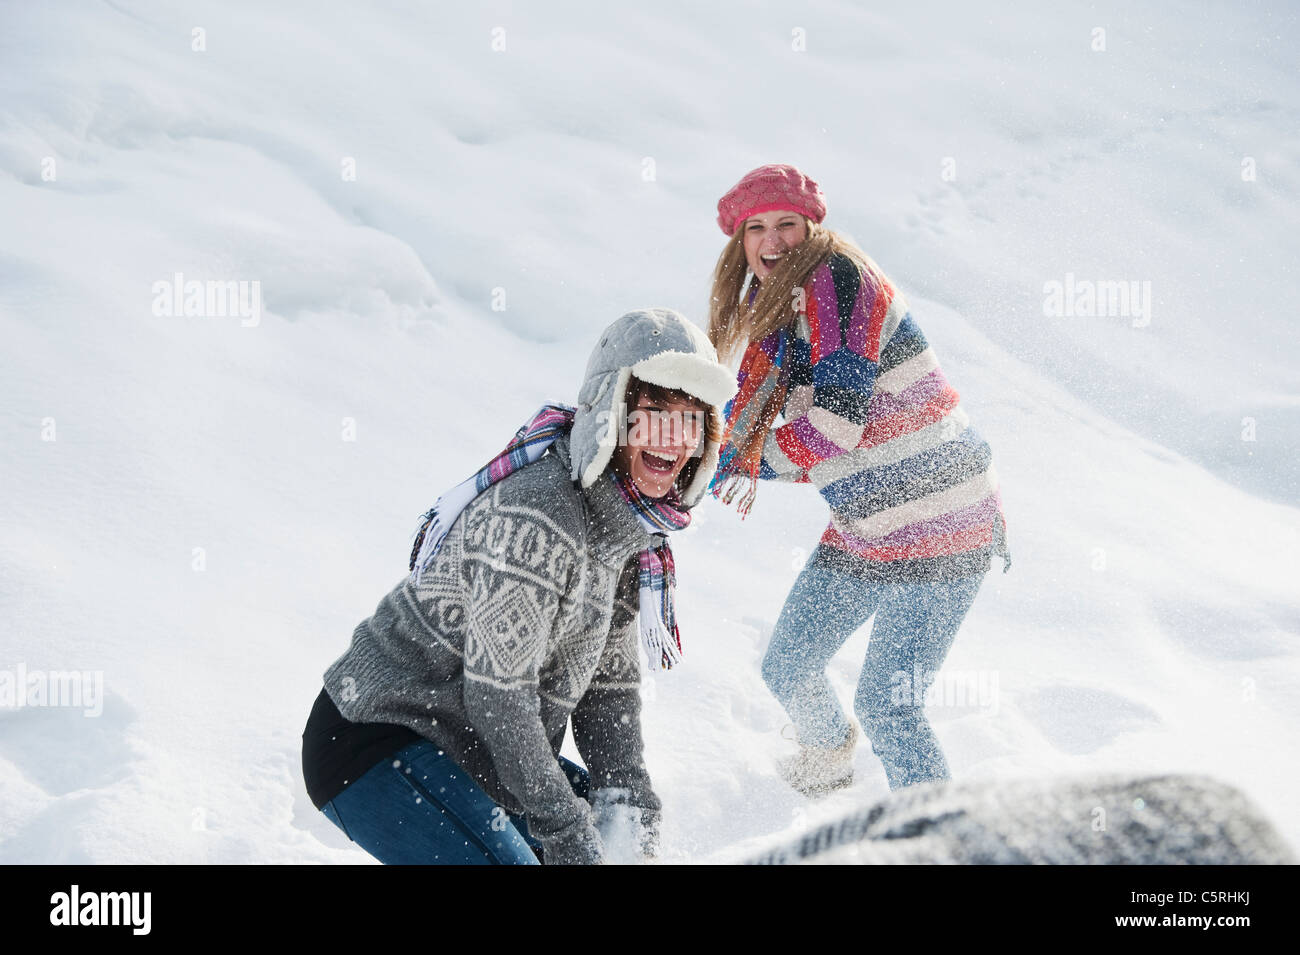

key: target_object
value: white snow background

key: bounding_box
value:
[1,0,1297,863]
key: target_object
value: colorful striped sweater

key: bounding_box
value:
[754,253,1010,581]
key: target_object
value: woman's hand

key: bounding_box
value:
[591,787,661,863]
[540,816,605,865]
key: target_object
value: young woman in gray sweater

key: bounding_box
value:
[301,308,735,864]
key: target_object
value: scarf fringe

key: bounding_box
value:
[408,473,483,584]
[638,541,681,669]
[709,326,793,519]
[708,464,759,519]
[409,507,436,573]
[613,470,689,671]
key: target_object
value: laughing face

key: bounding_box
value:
[742,209,808,281]
[613,389,707,499]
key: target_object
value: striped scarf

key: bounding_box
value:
[707,325,794,517]
[610,468,690,670]
[409,403,692,670]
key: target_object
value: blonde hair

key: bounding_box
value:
[707,217,891,360]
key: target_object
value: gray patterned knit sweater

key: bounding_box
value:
[322,430,658,863]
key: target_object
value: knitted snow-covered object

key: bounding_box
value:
[745,773,1295,865]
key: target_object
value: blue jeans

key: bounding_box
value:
[762,557,986,790]
[320,740,590,865]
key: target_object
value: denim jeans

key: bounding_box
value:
[762,556,986,790]
[320,739,590,865]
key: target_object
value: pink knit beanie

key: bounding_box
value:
[716,163,827,237]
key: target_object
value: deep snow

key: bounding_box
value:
[1,0,1297,863]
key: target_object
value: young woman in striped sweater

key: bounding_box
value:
[707,164,1010,796]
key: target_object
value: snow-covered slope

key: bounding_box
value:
[1,0,1296,862]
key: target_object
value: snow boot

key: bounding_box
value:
[776,723,858,798]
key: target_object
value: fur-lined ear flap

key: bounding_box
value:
[578,367,631,488]
[678,404,724,507]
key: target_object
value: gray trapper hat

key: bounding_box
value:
[569,308,737,507]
